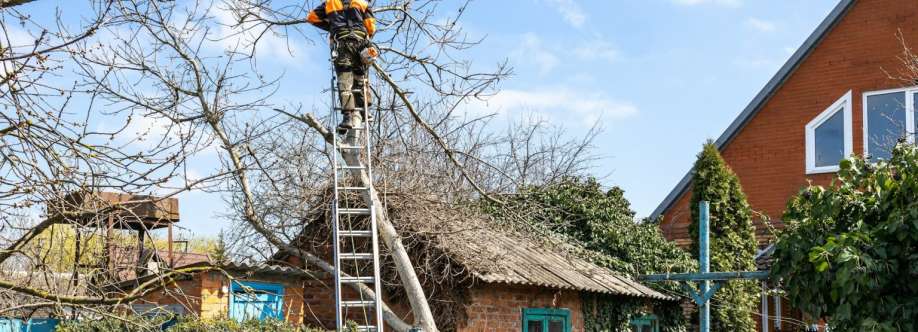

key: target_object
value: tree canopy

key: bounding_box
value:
[771,144,918,331]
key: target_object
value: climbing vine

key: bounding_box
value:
[689,142,759,332]
[771,144,918,331]
[484,176,694,331]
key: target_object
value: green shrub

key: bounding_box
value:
[772,143,918,331]
[57,316,324,332]
[56,316,168,332]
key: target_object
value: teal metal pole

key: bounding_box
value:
[699,201,710,332]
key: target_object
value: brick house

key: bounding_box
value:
[280,203,675,332]
[128,260,309,324]
[652,0,918,330]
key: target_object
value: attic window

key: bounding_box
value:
[863,87,918,161]
[805,90,852,174]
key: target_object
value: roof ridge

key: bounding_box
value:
[650,0,858,220]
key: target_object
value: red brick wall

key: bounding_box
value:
[301,279,589,332]
[660,0,918,248]
[135,276,203,315]
[136,272,306,324]
[461,284,585,332]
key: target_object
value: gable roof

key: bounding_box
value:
[286,199,674,301]
[650,0,858,220]
[434,217,673,300]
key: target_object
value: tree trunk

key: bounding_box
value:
[340,131,438,332]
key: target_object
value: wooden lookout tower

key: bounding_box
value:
[47,192,180,283]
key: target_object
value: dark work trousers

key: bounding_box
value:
[333,37,370,114]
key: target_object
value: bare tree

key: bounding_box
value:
[0,0,600,330]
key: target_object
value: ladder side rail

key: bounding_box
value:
[370,204,384,329]
[361,75,385,330]
[330,74,345,331]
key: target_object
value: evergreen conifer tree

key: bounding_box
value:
[689,142,758,332]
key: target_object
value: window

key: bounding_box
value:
[229,281,285,322]
[863,87,918,161]
[630,314,660,332]
[521,308,571,332]
[805,90,853,174]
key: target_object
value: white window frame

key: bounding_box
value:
[862,87,918,160]
[806,90,853,174]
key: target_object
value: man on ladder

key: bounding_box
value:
[308,0,378,131]
[309,2,386,331]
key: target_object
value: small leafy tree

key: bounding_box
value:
[487,176,695,331]
[771,144,918,331]
[689,142,758,332]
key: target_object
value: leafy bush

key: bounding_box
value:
[689,142,758,332]
[772,144,918,331]
[57,316,323,332]
[486,176,694,332]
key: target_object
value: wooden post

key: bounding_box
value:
[106,214,114,276]
[137,228,146,268]
[72,227,81,287]
[167,223,174,268]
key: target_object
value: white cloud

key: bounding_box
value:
[672,0,742,7]
[544,0,587,28]
[466,87,638,127]
[746,18,777,32]
[514,33,560,76]
[574,40,620,63]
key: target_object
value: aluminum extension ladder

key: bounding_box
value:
[329,72,384,332]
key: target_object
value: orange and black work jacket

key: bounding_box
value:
[307,0,376,38]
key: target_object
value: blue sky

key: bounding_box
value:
[14,0,842,238]
[452,0,839,219]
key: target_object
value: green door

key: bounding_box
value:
[521,308,571,332]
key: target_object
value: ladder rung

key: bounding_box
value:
[338,165,366,170]
[338,208,371,215]
[333,107,365,111]
[340,300,375,308]
[340,276,376,283]
[338,186,369,191]
[339,253,374,260]
[337,145,365,150]
[339,230,373,237]
[354,326,378,332]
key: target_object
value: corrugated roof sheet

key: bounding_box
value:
[217,261,311,277]
[424,219,674,300]
[283,200,675,301]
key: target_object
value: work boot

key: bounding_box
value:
[337,110,362,132]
